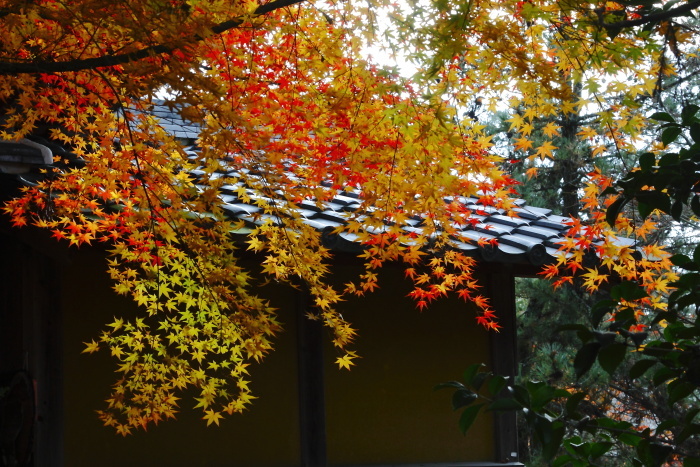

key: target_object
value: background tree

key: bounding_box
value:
[440,103,700,466]
[450,4,700,463]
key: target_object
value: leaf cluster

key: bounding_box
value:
[0,0,514,433]
[444,105,700,465]
[607,105,700,223]
[441,357,700,466]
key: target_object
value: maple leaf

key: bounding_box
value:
[541,122,560,138]
[203,410,224,427]
[111,346,125,359]
[50,229,66,241]
[513,137,534,152]
[525,167,538,179]
[116,425,132,437]
[82,340,100,354]
[539,264,559,280]
[336,351,358,370]
[520,123,535,136]
[108,318,124,331]
[247,237,265,252]
[507,113,524,130]
[581,268,608,291]
[534,141,558,159]
[576,126,598,140]
[552,276,574,288]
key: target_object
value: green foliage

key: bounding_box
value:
[442,105,700,465]
[440,357,699,466]
[607,106,700,225]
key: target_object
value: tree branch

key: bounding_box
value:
[602,0,700,30]
[0,0,308,75]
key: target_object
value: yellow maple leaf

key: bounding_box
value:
[82,340,100,354]
[651,278,672,295]
[581,268,608,291]
[108,317,124,331]
[576,127,597,139]
[506,113,524,130]
[203,409,224,427]
[116,425,132,437]
[336,351,358,370]
[523,106,539,121]
[247,236,265,252]
[534,141,558,159]
[542,122,560,138]
[525,167,538,179]
[520,122,535,136]
[111,346,125,359]
[592,145,607,156]
[513,137,533,151]
[560,100,577,114]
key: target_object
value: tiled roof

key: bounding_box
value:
[178,146,575,265]
[139,100,201,141]
[0,139,53,173]
[0,103,585,266]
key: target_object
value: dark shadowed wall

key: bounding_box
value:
[3,226,498,466]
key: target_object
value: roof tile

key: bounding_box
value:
[5,106,632,268]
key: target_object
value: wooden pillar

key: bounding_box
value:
[296,288,327,467]
[0,231,63,467]
[487,269,520,464]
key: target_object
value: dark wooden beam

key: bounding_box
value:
[296,288,327,467]
[0,231,63,466]
[486,269,520,464]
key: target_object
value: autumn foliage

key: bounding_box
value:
[0,0,696,435]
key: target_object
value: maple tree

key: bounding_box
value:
[0,0,511,434]
[1,0,698,439]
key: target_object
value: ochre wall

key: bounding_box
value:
[325,260,494,465]
[58,248,495,466]
[60,248,300,467]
